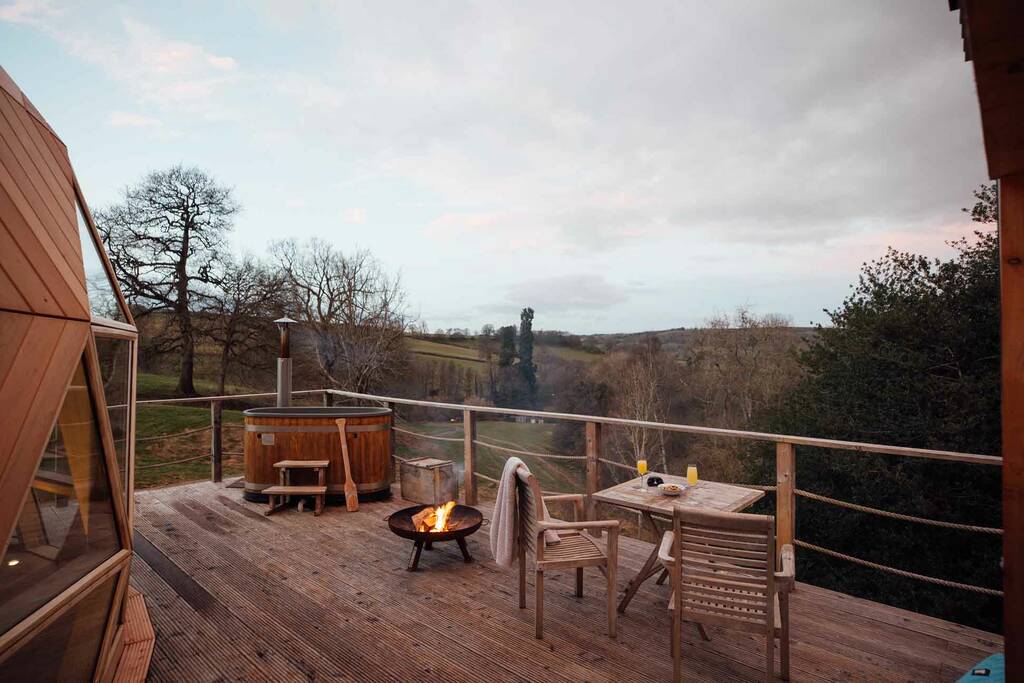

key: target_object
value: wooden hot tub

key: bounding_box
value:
[243,406,393,502]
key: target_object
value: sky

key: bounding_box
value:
[0,1,989,334]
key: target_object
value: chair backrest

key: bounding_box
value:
[514,467,544,557]
[672,506,775,633]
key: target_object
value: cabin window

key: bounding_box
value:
[94,335,133,505]
[0,572,118,682]
[75,201,126,323]
[0,357,121,635]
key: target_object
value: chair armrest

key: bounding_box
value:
[657,531,675,567]
[542,493,584,504]
[538,519,620,532]
[775,544,795,592]
[543,493,586,521]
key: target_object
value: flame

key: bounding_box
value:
[413,501,458,533]
[432,501,457,532]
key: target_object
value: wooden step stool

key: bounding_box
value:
[265,460,329,516]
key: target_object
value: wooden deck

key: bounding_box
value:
[130,481,1001,682]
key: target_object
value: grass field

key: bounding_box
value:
[137,372,256,400]
[407,336,603,375]
[134,404,245,488]
[394,420,585,495]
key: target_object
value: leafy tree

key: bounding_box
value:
[96,165,238,396]
[518,307,538,406]
[497,325,517,367]
[963,182,998,224]
[751,185,1001,631]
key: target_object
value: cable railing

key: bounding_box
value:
[131,386,1003,597]
[327,388,1003,598]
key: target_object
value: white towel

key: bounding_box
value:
[490,457,560,568]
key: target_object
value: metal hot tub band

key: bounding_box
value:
[244,423,390,433]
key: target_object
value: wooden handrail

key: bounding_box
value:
[136,389,323,405]
[326,389,1000,466]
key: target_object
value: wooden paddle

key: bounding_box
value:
[335,418,359,512]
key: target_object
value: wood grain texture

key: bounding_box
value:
[0,88,86,319]
[129,480,1001,683]
[593,474,764,517]
[111,588,155,683]
[463,409,477,505]
[775,443,795,564]
[330,390,1000,465]
[1001,173,1024,678]
[244,414,391,496]
[959,0,1024,179]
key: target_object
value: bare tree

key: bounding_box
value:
[274,238,408,393]
[95,165,238,396]
[683,306,802,428]
[604,336,677,473]
[204,255,283,394]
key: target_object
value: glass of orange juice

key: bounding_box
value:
[686,465,698,487]
[636,458,649,491]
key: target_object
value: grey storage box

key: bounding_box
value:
[400,457,458,505]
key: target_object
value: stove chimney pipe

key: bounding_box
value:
[274,317,297,407]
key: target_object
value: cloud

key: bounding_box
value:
[269,1,985,257]
[2,8,243,118]
[0,0,59,24]
[480,274,639,317]
[107,111,162,129]
[2,1,989,331]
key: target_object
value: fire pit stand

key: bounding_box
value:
[387,504,484,571]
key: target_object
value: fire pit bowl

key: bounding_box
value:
[387,504,484,571]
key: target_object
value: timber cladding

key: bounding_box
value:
[243,409,393,499]
[0,64,145,682]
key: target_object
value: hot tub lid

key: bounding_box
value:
[243,406,392,418]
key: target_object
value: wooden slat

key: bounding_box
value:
[273,460,329,469]
[593,476,764,517]
[24,102,71,181]
[0,90,76,239]
[262,485,327,495]
[0,90,80,281]
[0,174,87,319]
[680,549,768,570]
[680,540,767,561]
[0,258,29,312]
[0,66,22,103]
[111,588,155,683]
[679,530,768,551]
[1001,172,1024,679]
[124,481,1003,683]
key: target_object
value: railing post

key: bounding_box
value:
[387,401,397,483]
[210,401,223,483]
[776,442,795,563]
[585,421,601,537]
[323,390,334,407]
[463,409,477,505]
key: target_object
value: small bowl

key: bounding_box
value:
[658,483,683,497]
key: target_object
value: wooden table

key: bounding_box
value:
[593,474,764,613]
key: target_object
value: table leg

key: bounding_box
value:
[617,512,664,613]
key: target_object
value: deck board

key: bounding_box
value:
[131,481,1001,682]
